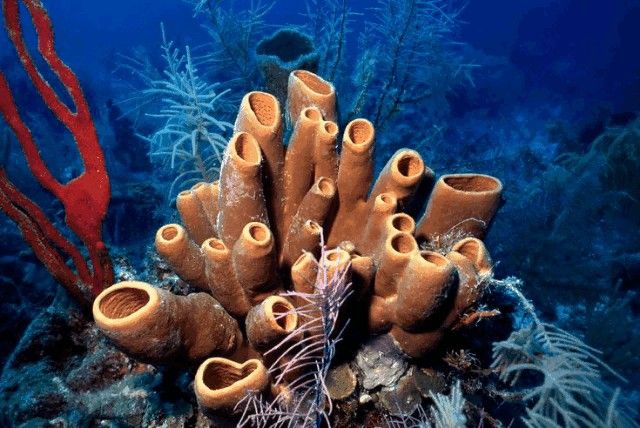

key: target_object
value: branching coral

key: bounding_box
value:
[187,0,274,92]
[92,69,503,418]
[349,0,477,130]
[0,0,112,304]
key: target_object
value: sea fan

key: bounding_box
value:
[356,0,478,130]
[302,0,357,82]
[186,0,274,93]
[429,381,467,428]
[491,278,639,428]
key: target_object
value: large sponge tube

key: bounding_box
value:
[93,281,241,362]
[287,70,336,124]
[416,173,502,243]
[195,357,269,412]
[245,296,298,352]
[218,132,269,246]
[155,224,207,290]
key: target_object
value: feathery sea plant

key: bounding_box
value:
[490,277,639,427]
[428,381,467,428]
[385,381,467,428]
[237,244,352,427]
[113,46,163,122]
[119,24,234,200]
[302,0,358,83]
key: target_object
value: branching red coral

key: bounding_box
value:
[0,0,112,303]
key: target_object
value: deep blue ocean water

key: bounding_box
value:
[0,0,639,426]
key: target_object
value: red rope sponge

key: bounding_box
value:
[0,0,113,303]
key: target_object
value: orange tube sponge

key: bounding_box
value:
[320,247,352,284]
[388,327,444,359]
[373,232,417,298]
[234,92,285,241]
[201,237,251,317]
[386,238,493,357]
[218,132,269,246]
[93,281,242,362]
[292,176,336,226]
[287,70,336,124]
[282,219,322,269]
[444,237,492,328]
[368,232,417,333]
[195,358,269,412]
[313,120,339,182]
[235,92,283,151]
[192,181,219,232]
[291,251,319,294]
[360,193,398,256]
[232,222,280,305]
[416,173,503,243]
[370,149,428,205]
[246,296,298,352]
[283,107,323,225]
[388,213,416,235]
[350,254,375,300]
[176,188,215,245]
[329,118,375,245]
[110,69,505,384]
[450,236,493,276]
[155,224,207,290]
[394,251,456,331]
[282,177,336,266]
[201,222,282,317]
[329,143,429,249]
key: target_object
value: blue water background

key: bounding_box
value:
[0,0,639,401]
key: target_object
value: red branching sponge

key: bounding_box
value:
[0,0,112,304]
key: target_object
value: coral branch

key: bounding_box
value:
[0,74,62,197]
[0,172,82,298]
[0,0,113,302]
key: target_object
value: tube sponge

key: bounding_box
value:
[105,70,505,414]
[195,357,270,412]
[287,69,336,124]
[155,224,208,290]
[148,70,502,359]
[256,28,319,105]
[416,173,503,243]
[246,296,298,352]
[93,281,242,362]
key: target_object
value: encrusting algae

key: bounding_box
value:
[92,69,503,413]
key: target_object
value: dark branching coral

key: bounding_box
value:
[91,69,503,417]
[190,0,274,91]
